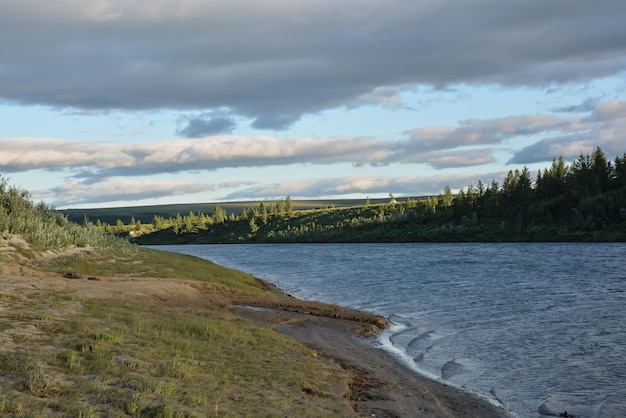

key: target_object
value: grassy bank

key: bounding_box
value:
[0,179,364,416]
[0,281,347,416]
[0,239,363,417]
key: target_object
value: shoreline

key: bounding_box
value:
[231,280,513,418]
[0,254,512,417]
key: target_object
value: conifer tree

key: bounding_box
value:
[259,202,268,225]
[442,186,454,210]
[285,196,294,217]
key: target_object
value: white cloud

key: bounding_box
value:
[36,178,216,206]
[224,172,502,201]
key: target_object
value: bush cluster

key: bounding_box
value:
[0,177,133,253]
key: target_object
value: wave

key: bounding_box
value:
[441,358,465,380]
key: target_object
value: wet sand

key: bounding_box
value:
[232,293,512,418]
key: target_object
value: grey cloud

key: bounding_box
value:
[506,133,595,165]
[553,97,599,113]
[508,101,626,164]
[177,116,236,138]
[251,114,301,131]
[2,1,626,128]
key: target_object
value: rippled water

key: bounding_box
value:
[153,243,626,418]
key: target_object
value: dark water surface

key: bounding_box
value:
[153,243,626,418]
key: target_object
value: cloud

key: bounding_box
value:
[251,114,301,131]
[3,100,624,182]
[404,114,577,152]
[583,100,626,122]
[33,178,216,206]
[223,172,503,201]
[177,115,237,137]
[420,150,496,169]
[508,101,626,164]
[34,171,504,207]
[553,97,599,113]
[2,1,626,128]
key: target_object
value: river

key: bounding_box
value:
[152,242,626,418]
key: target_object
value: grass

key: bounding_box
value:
[0,284,352,417]
[0,177,356,416]
[38,246,267,294]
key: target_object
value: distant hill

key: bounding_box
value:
[59,198,398,225]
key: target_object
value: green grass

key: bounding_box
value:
[0,177,356,416]
[0,292,352,417]
[38,246,268,294]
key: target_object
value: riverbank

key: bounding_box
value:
[0,254,510,417]
[229,281,511,416]
[232,302,511,418]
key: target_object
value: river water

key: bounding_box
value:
[153,243,626,418]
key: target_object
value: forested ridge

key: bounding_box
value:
[120,146,626,243]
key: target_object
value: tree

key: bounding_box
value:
[213,205,226,224]
[612,153,626,190]
[182,215,194,233]
[442,186,454,210]
[285,196,294,217]
[568,152,596,197]
[466,183,477,208]
[274,199,285,217]
[259,202,268,225]
[425,196,437,213]
[477,180,485,197]
[591,146,611,193]
[249,216,259,233]
[517,166,533,203]
[537,157,568,200]
[153,215,166,229]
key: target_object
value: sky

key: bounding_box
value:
[1,1,626,209]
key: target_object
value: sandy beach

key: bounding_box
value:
[231,289,511,418]
[1,261,511,417]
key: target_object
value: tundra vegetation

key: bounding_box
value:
[113,147,626,244]
[0,178,359,416]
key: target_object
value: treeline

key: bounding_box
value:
[434,146,626,233]
[97,196,313,236]
[129,146,626,243]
